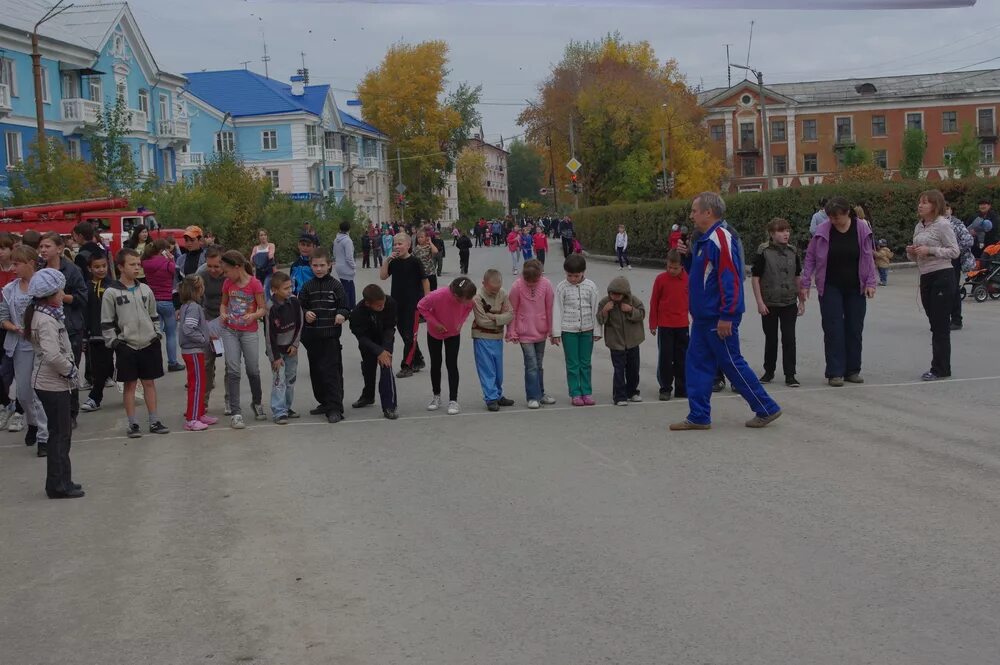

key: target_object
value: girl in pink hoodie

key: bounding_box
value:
[417,277,477,415]
[506,259,556,408]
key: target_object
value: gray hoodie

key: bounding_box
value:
[332,232,356,281]
[101,280,161,350]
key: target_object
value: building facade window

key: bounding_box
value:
[710,124,724,141]
[979,142,994,164]
[906,112,923,130]
[261,130,278,151]
[0,58,17,97]
[835,117,853,143]
[739,122,755,148]
[40,68,50,103]
[215,131,235,152]
[943,149,956,165]
[802,119,817,141]
[138,89,149,116]
[942,111,958,133]
[741,157,756,177]
[871,115,887,137]
[116,79,127,103]
[61,73,78,99]
[978,108,995,134]
[5,131,23,165]
[874,149,888,169]
[306,125,318,146]
[67,138,81,160]
[265,169,280,188]
[773,154,787,175]
[803,153,818,173]
[158,94,169,120]
[770,120,786,142]
[87,77,102,103]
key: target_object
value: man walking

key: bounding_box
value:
[670,192,782,431]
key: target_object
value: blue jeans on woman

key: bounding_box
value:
[156,300,179,367]
[520,341,547,401]
[818,283,867,379]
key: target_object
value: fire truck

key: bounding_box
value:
[0,198,183,255]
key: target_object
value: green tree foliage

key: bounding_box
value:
[507,139,545,210]
[8,137,104,205]
[85,96,139,196]
[900,128,928,180]
[841,145,872,168]
[947,123,980,178]
[609,149,656,203]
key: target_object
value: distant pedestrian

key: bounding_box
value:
[250,229,276,303]
[532,227,548,267]
[945,204,974,330]
[507,229,523,275]
[332,221,357,309]
[874,240,893,287]
[615,224,631,270]
[456,230,472,275]
[560,218,575,258]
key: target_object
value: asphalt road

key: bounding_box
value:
[2,244,998,665]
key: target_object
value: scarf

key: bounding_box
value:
[35,302,65,323]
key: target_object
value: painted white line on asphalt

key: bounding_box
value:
[2,374,999,450]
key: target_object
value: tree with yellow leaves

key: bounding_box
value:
[358,41,482,222]
[518,33,724,206]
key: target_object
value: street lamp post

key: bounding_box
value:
[730,63,772,191]
[32,1,74,162]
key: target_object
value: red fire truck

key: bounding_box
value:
[0,198,183,255]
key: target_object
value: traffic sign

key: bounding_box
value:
[395,183,407,194]
[566,157,581,174]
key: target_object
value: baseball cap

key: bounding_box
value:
[183,225,204,239]
[298,232,317,244]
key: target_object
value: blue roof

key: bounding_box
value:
[339,110,385,137]
[183,69,326,118]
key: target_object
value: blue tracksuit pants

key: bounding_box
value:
[686,317,780,425]
[473,338,505,403]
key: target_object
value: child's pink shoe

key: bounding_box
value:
[198,414,219,426]
[582,395,596,406]
[571,396,585,407]
[185,419,209,432]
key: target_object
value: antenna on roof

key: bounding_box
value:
[240,60,251,71]
[745,20,754,80]
[260,30,271,79]
[725,44,731,88]
[298,51,310,85]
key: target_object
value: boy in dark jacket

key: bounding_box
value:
[597,276,646,406]
[750,218,803,388]
[265,272,304,424]
[456,230,472,275]
[349,284,399,420]
[80,251,114,412]
[298,248,350,423]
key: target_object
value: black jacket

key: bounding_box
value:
[57,256,88,338]
[298,273,350,342]
[74,241,107,283]
[85,275,113,341]
[349,297,397,356]
[456,235,472,252]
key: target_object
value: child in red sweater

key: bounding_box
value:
[649,249,689,400]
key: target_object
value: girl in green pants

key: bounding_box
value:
[551,254,601,406]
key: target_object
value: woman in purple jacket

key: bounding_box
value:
[800,197,878,387]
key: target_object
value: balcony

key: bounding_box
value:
[306,144,321,160]
[363,156,379,169]
[158,119,190,140]
[978,124,997,141]
[126,109,148,132]
[736,138,759,154]
[324,148,344,164]
[0,83,10,115]
[177,152,204,169]
[348,151,360,166]
[61,98,102,126]
[834,132,856,148]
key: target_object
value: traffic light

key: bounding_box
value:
[570,173,581,195]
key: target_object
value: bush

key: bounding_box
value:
[572,178,1000,261]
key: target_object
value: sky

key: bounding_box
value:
[122,0,1000,145]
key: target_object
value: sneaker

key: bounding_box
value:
[629,394,643,403]
[412,360,426,372]
[223,405,233,416]
[427,395,442,411]
[615,400,629,406]
[383,409,399,420]
[80,380,92,391]
[581,395,596,406]
[627,265,632,270]
[80,398,100,412]
[126,423,142,439]
[669,420,711,431]
[845,374,864,384]
[167,362,185,372]
[540,394,557,405]
[149,421,170,435]
[231,414,245,429]
[447,401,461,415]
[105,377,115,388]
[252,404,267,421]
[571,396,585,407]
[36,444,47,458]
[921,370,946,381]
[352,397,375,409]
[746,410,782,428]
[712,380,725,393]
[396,367,414,379]
[275,415,289,425]
[828,377,845,387]
[658,391,672,401]
[950,322,963,331]
[618,266,623,271]
[198,414,219,425]
[309,405,329,415]
[486,401,500,412]
[287,410,300,419]
[759,372,775,384]
[785,376,801,388]
[327,412,344,424]
[527,400,541,409]
[497,397,515,407]
[7,412,25,432]
[0,408,10,431]
[184,419,208,432]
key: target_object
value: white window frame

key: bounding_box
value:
[139,144,149,173]
[941,110,958,134]
[976,107,995,134]
[871,115,887,138]
[772,154,787,175]
[979,142,994,165]
[874,149,888,169]
[770,119,786,142]
[905,112,924,131]
[67,138,81,160]
[215,130,235,153]
[264,169,280,188]
[158,93,169,121]
[261,130,278,151]
[5,131,24,167]
[116,78,127,103]
[112,33,125,57]
[834,115,853,143]
[40,67,50,103]
[137,89,149,116]
[306,125,318,146]
[803,153,818,173]
[61,73,78,99]
[0,57,17,97]
[87,77,102,103]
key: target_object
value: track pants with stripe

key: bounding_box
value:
[360,350,397,411]
[183,352,207,422]
[686,317,780,425]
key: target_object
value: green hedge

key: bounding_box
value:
[572,178,1000,261]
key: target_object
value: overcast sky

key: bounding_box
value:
[128,0,1000,144]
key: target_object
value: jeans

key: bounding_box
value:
[656,327,688,396]
[303,337,344,416]
[520,341,547,401]
[760,303,797,377]
[220,327,262,415]
[360,351,397,409]
[920,268,954,376]
[611,346,640,402]
[562,237,573,257]
[616,246,630,268]
[269,351,298,419]
[156,300,179,366]
[37,389,72,494]
[561,330,594,397]
[510,251,523,273]
[473,338,504,403]
[877,267,889,285]
[434,253,444,277]
[262,274,272,304]
[13,347,47,443]
[427,334,461,401]
[818,283,867,378]
[340,279,356,310]
[459,251,470,275]
[183,352,207,421]
[536,249,546,267]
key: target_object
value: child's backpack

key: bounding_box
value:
[572,238,583,254]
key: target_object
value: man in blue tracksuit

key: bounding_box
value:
[670,192,782,430]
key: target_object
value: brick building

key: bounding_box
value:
[698,70,1000,192]
[462,135,509,215]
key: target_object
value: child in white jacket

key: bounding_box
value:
[615,224,631,270]
[552,253,601,406]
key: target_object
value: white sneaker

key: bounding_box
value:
[447,400,461,415]
[540,394,557,405]
[0,408,11,431]
[223,405,233,416]
[619,266,623,271]
[231,414,245,429]
[427,395,441,411]
[527,400,541,409]
[80,398,100,412]
[615,400,629,406]
[629,394,643,403]
[7,412,25,432]
[627,265,632,270]
[105,377,115,388]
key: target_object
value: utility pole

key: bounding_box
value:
[396,144,404,223]
[32,1,73,162]
[731,63,771,191]
[568,113,578,209]
[546,132,558,213]
[659,127,668,202]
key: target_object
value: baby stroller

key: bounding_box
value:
[961,242,1000,302]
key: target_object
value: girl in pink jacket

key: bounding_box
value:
[507,229,523,275]
[417,277,477,415]
[506,259,556,408]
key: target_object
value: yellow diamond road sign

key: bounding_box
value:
[566,158,581,174]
